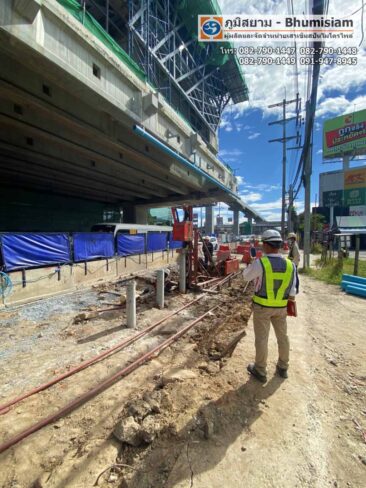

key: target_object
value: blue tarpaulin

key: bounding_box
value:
[117,234,145,256]
[0,233,71,271]
[169,240,183,249]
[73,233,115,262]
[147,232,168,252]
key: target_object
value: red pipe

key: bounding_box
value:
[0,272,238,416]
[0,305,219,454]
[0,295,205,415]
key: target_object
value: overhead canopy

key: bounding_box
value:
[335,216,366,235]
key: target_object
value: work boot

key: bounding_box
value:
[247,363,267,383]
[276,365,288,379]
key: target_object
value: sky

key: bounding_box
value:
[206,0,366,224]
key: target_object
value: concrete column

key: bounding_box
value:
[179,251,187,294]
[122,205,149,224]
[135,207,149,224]
[232,210,240,236]
[126,280,136,328]
[156,269,164,309]
[205,206,214,235]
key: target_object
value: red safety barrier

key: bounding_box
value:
[225,258,239,275]
[216,250,231,262]
[242,250,251,264]
[218,244,230,251]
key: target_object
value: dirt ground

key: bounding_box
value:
[0,271,365,488]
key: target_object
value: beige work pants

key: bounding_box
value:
[252,303,289,376]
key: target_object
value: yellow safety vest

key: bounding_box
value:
[252,256,293,308]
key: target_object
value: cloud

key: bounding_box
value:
[250,198,283,211]
[316,94,366,118]
[248,132,261,140]
[243,192,263,203]
[242,183,281,192]
[217,0,366,120]
[316,149,323,155]
[235,175,245,185]
[259,211,282,221]
[219,149,243,157]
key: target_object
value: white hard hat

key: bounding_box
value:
[262,229,282,243]
[288,232,297,239]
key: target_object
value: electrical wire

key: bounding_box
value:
[360,0,365,47]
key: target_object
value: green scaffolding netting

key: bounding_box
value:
[56,0,146,82]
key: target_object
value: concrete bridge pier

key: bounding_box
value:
[232,209,240,237]
[205,206,214,235]
[122,205,149,224]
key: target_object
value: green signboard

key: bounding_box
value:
[240,222,252,235]
[344,188,366,206]
[323,110,366,159]
[323,190,343,207]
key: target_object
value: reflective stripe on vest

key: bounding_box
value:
[252,256,293,308]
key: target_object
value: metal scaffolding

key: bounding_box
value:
[79,0,248,143]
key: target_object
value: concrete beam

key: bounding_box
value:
[14,0,41,22]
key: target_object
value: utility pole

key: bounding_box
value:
[303,100,313,268]
[302,0,325,269]
[268,94,300,238]
[288,184,294,232]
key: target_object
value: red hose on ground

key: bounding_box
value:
[0,295,204,415]
[0,305,219,454]
[0,272,239,415]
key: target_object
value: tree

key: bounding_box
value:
[298,212,325,232]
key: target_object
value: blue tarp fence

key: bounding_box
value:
[73,232,115,262]
[169,240,183,249]
[147,232,168,252]
[117,234,146,256]
[0,233,71,271]
[0,231,180,272]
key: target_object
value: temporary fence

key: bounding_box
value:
[0,233,71,271]
[73,233,115,262]
[117,234,146,257]
[0,232,183,273]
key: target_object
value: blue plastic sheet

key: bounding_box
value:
[117,234,145,256]
[73,233,115,262]
[169,239,183,249]
[147,232,168,252]
[0,233,71,271]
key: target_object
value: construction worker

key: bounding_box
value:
[288,232,300,266]
[243,229,296,383]
[288,232,300,294]
[203,236,213,266]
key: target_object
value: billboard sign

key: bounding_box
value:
[323,190,343,207]
[349,205,366,216]
[323,110,366,159]
[344,167,366,189]
[344,188,366,206]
